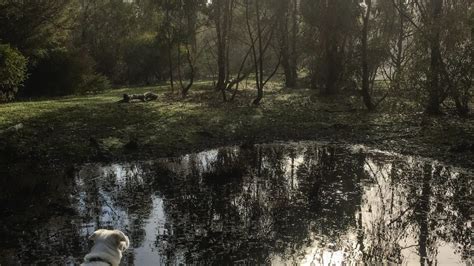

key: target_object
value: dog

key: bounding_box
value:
[81,229,130,266]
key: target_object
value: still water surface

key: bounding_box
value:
[0,142,471,265]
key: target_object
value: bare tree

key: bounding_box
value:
[359,0,393,111]
[176,0,204,98]
[245,0,281,105]
[379,0,415,94]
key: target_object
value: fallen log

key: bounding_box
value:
[118,92,158,103]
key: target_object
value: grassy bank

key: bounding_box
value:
[1,82,473,168]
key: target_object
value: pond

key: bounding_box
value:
[0,142,471,265]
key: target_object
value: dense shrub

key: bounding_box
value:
[23,49,110,97]
[78,73,111,95]
[123,34,168,85]
[0,44,28,102]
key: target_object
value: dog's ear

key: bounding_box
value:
[112,230,130,252]
[89,229,105,241]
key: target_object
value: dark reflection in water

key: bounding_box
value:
[0,142,472,265]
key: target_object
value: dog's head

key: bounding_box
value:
[89,229,130,252]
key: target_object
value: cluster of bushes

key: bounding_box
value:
[0,44,28,102]
[23,49,109,98]
[1,36,175,102]
[1,35,175,102]
[0,45,111,101]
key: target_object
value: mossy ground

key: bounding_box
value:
[1,81,473,168]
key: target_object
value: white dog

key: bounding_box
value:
[81,229,130,266]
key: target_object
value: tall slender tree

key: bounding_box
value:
[211,0,234,98]
[276,0,299,88]
[360,0,375,110]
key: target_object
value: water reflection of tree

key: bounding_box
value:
[2,143,471,265]
[359,157,471,264]
[147,144,365,264]
[145,144,471,264]
[297,146,365,241]
[0,164,84,264]
[358,155,413,263]
[113,165,154,248]
[403,162,471,264]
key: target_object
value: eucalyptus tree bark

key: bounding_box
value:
[361,0,375,110]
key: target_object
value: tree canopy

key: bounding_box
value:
[0,0,471,116]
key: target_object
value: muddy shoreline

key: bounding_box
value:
[3,122,473,170]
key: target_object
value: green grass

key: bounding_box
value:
[0,82,473,168]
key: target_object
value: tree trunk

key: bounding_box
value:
[165,2,174,93]
[394,0,405,92]
[178,45,195,98]
[425,0,443,115]
[214,0,232,101]
[289,0,298,87]
[215,0,226,91]
[278,0,298,88]
[168,40,174,92]
[320,2,341,96]
[322,42,339,95]
[254,0,264,105]
[361,0,375,110]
